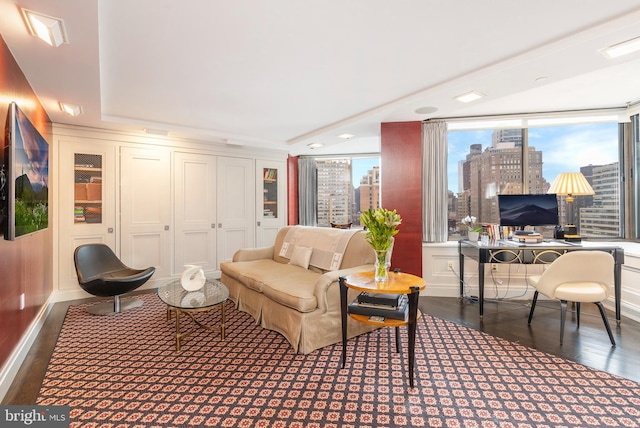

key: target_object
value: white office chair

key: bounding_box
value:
[527,250,616,346]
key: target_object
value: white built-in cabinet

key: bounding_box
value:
[120,146,172,279]
[56,130,286,298]
[58,139,117,291]
[215,156,256,265]
[173,152,218,274]
[173,153,255,274]
[256,159,286,247]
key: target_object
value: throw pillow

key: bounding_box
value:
[289,245,313,269]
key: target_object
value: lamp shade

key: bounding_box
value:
[548,172,594,201]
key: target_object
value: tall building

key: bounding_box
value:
[358,166,380,224]
[492,129,523,147]
[455,130,545,228]
[316,159,353,226]
[580,162,620,237]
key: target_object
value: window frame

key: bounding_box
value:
[446,120,625,240]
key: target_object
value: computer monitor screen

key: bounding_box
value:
[498,194,559,227]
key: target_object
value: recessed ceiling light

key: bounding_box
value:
[337,133,355,140]
[454,91,485,103]
[601,36,640,59]
[307,142,324,149]
[22,8,68,47]
[59,102,82,116]
[414,106,439,115]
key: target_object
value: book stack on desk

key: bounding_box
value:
[515,231,543,243]
[348,292,408,321]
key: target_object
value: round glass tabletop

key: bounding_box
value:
[157,277,229,310]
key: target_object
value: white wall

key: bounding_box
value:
[422,242,640,323]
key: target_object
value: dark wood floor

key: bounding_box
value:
[3,292,640,405]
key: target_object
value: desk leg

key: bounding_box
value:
[615,262,621,326]
[339,277,348,368]
[478,262,485,320]
[459,252,465,298]
[407,286,420,388]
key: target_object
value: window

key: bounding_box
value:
[313,156,379,227]
[448,122,621,240]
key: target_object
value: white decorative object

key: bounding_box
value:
[180,264,206,291]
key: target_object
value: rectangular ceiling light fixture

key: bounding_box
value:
[22,8,68,47]
[601,36,640,59]
[59,102,82,116]
[144,128,168,136]
[454,91,485,103]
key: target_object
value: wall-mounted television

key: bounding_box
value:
[497,194,559,227]
[1,102,49,240]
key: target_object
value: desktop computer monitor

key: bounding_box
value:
[498,194,559,228]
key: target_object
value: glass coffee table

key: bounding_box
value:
[157,277,229,352]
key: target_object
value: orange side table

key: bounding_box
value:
[339,271,426,387]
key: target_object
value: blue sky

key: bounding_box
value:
[352,157,379,187]
[447,123,619,193]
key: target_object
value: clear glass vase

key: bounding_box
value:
[373,237,394,282]
[374,249,392,281]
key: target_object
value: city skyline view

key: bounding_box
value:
[448,122,619,194]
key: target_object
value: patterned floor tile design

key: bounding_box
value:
[37,294,640,427]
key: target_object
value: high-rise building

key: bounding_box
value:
[358,166,380,224]
[492,129,523,147]
[580,162,620,237]
[456,130,545,227]
[316,159,353,226]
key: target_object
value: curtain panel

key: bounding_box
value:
[298,157,318,226]
[422,121,448,242]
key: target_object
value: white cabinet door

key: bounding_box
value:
[256,159,287,247]
[57,139,117,291]
[120,146,171,278]
[216,156,255,266]
[173,152,217,275]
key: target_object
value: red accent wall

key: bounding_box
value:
[381,122,422,277]
[287,155,299,225]
[0,35,53,369]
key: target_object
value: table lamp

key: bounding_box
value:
[547,172,594,237]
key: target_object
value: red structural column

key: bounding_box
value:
[381,122,423,277]
[287,155,299,225]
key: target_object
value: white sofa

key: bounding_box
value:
[220,226,377,354]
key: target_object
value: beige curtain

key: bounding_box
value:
[422,121,448,242]
[298,157,318,226]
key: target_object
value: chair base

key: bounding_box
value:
[85,297,143,315]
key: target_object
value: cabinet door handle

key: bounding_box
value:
[211,223,216,229]
[164,225,170,231]
[257,221,261,226]
[108,227,114,234]
[218,223,222,229]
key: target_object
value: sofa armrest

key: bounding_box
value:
[314,265,375,312]
[232,246,275,262]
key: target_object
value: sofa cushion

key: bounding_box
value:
[221,259,287,292]
[261,268,322,312]
[289,245,313,269]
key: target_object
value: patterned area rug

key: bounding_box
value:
[37,293,640,427]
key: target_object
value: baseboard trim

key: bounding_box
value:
[0,295,54,402]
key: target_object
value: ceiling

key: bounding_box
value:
[1,0,640,156]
